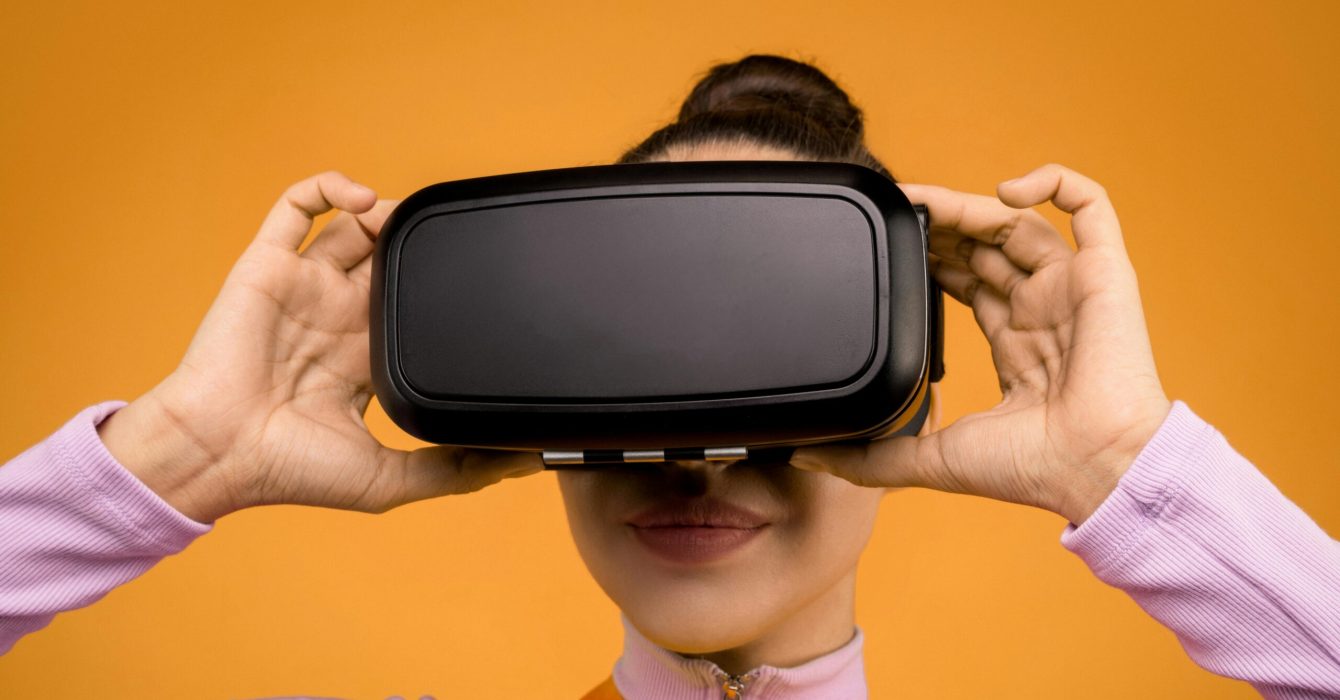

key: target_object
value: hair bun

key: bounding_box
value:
[676,54,865,141]
[618,53,892,181]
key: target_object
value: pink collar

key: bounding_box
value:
[611,615,868,699]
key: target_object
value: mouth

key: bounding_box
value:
[626,497,770,565]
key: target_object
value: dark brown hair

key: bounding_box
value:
[617,54,893,181]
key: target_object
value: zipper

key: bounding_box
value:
[717,670,754,699]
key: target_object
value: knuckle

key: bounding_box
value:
[955,237,977,260]
[449,458,489,495]
[282,180,307,201]
[993,214,1021,246]
[964,279,982,303]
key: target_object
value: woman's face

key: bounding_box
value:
[556,139,888,657]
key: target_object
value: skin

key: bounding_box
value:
[557,140,915,673]
[96,142,1170,676]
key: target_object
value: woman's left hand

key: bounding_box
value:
[792,163,1172,525]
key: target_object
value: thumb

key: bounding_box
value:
[366,445,544,512]
[789,442,858,475]
[791,435,935,489]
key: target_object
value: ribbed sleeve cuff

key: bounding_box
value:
[1059,400,1215,573]
[51,400,213,548]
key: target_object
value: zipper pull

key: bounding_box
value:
[720,672,751,699]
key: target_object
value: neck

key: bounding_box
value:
[681,567,859,674]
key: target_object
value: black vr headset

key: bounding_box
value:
[369,160,944,467]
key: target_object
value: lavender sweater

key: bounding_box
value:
[1,400,1337,698]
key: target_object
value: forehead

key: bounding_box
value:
[649,139,804,162]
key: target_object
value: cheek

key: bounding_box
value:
[555,471,607,551]
[779,474,883,577]
[555,471,629,588]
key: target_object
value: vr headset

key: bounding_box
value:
[369,160,943,467]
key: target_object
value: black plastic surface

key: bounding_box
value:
[398,194,875,399]
[370,160,935,451]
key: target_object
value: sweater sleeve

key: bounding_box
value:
[0,400,213,655]
[1061,401,1340,698]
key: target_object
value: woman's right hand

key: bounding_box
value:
[97,171,542,523]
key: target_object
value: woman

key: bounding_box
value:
[1,55,1336,699]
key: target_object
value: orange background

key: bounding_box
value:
[2,1,1337,698]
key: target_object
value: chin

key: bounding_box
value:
[618,584,779,654]
[608,568,782,651]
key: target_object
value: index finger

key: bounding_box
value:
[253,170,377,250]
[995,163,1124,252]
[899,182,1072,272]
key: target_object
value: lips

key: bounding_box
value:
[626,497,770,564]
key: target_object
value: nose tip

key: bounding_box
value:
[657,459,730,496]
[658,458,740,481]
